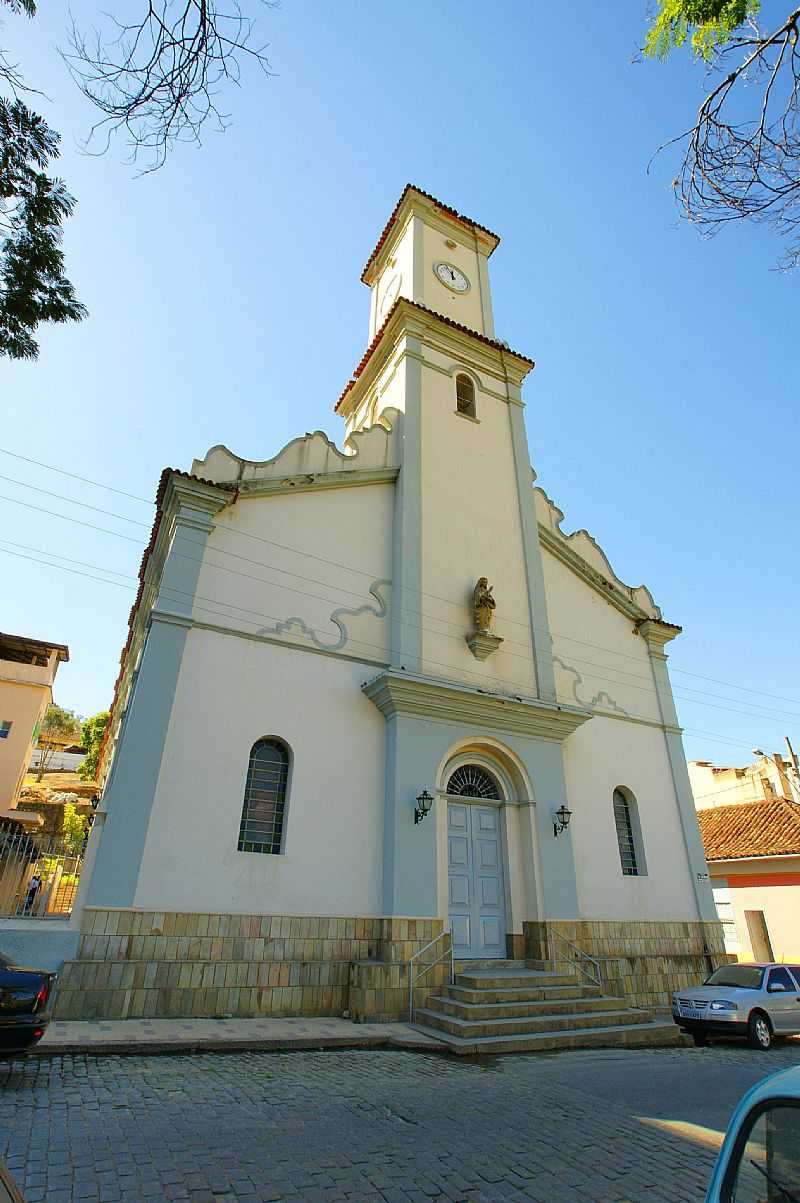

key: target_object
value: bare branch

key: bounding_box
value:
[63,0,276,171]
[662,6,800,269]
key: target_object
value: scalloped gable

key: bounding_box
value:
[191,409,401,485]
[534,485,664,622]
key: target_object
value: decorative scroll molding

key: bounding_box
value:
[254,579,390,653]
[534,485,680,632]
[191,410,401,487]
[363,670,591,742]
[552,655,629,717]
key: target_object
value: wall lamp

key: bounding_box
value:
[553,804,572,838]
[415,789,434,825]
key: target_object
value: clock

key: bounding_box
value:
[434,261,470,294]
[379,273,401,317]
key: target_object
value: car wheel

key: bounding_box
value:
[692,1032,708,1047]
[748,1011,772,1051]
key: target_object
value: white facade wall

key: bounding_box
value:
[134,629,386,914]
[190,482,394,663]
[418,352,536,695]
[541,543,698,921]
[565,717,698,921]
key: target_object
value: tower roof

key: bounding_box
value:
[361,185,501,284]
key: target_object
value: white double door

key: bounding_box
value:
[447,801,507,959]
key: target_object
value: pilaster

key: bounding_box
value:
[506,385,557,702]
[638,621,719,924]
[389,335,423,673]
[85,477,230,909]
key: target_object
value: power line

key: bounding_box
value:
[0,474,151,528]
[0,543,784,756]
[2,463,798,712]
[4,509,800,729]
[0,446,153,505]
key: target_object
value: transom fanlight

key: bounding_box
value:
[446,764,500,800]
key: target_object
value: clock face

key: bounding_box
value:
[379,273,401,316]
[434,261,470,293]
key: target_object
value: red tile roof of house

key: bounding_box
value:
[335,297,534,412]
[361,184,500,283]
[698,797,800,861]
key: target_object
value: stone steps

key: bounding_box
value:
[411,1019,688,1056]
[426,993,624,1021]
[456,970,580,990]
[447,983,600,1004]
[415,1005,651,1040]
[412,959,684,1056]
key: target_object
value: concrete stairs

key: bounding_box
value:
[412,960,685,1055]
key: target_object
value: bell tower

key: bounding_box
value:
[361,185,499,340]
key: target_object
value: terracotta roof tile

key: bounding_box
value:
[361,184,500,283]
[335,297,533,412]
[697,798,800,861]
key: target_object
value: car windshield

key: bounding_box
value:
[704,965,764,989]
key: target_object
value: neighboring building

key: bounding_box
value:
[63,186,722,1022]
[690,752,800,811]
[0,632,69,814]
[697,797,800,962]
[690,750,800,961]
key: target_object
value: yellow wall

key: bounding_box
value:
[0,679,50,807]
[710,858,800,962]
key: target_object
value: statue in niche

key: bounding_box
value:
[473,577,496,633]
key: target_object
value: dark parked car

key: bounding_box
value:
[0,951,56,1055]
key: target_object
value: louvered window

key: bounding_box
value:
[238,739,289,854]
[613,788,639,876]
[446,764,500,800]
[455,374,476,418]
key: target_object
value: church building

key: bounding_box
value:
[59,187,724,1026]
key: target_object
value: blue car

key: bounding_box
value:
[705,1065,800,1201]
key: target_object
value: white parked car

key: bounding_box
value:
[704,1065,800,1202]
[672,963,800,1050]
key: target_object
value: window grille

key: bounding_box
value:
[455,373,476,418]
[446,764,500,800]
[613,788,639,875]
[238,739,289,854]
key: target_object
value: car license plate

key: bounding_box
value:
[680,1007,703,1020]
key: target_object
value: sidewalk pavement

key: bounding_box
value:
[35,1016,448,1057]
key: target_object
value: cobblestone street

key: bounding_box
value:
[2,1043,800,1203]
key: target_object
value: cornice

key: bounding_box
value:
[338,299,532,420]
[362,186,500,286]
[233,467,399,498]
[636,618,683,649]
[362,670,591,742]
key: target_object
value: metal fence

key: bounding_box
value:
[0,829,83,919]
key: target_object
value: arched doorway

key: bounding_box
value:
[445,762,507,959]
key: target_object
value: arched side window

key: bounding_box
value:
[238,739,290,855]
[613,787,647,877]
[455,373,476,419]
[447,764,500,800]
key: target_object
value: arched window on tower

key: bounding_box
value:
[612,787,647,876]
[455,373,476,419]
[238,739,290,854]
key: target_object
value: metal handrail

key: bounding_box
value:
[548,925,602,989]
[408,929,454,1022]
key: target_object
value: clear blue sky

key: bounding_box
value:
[2,2,797,766]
